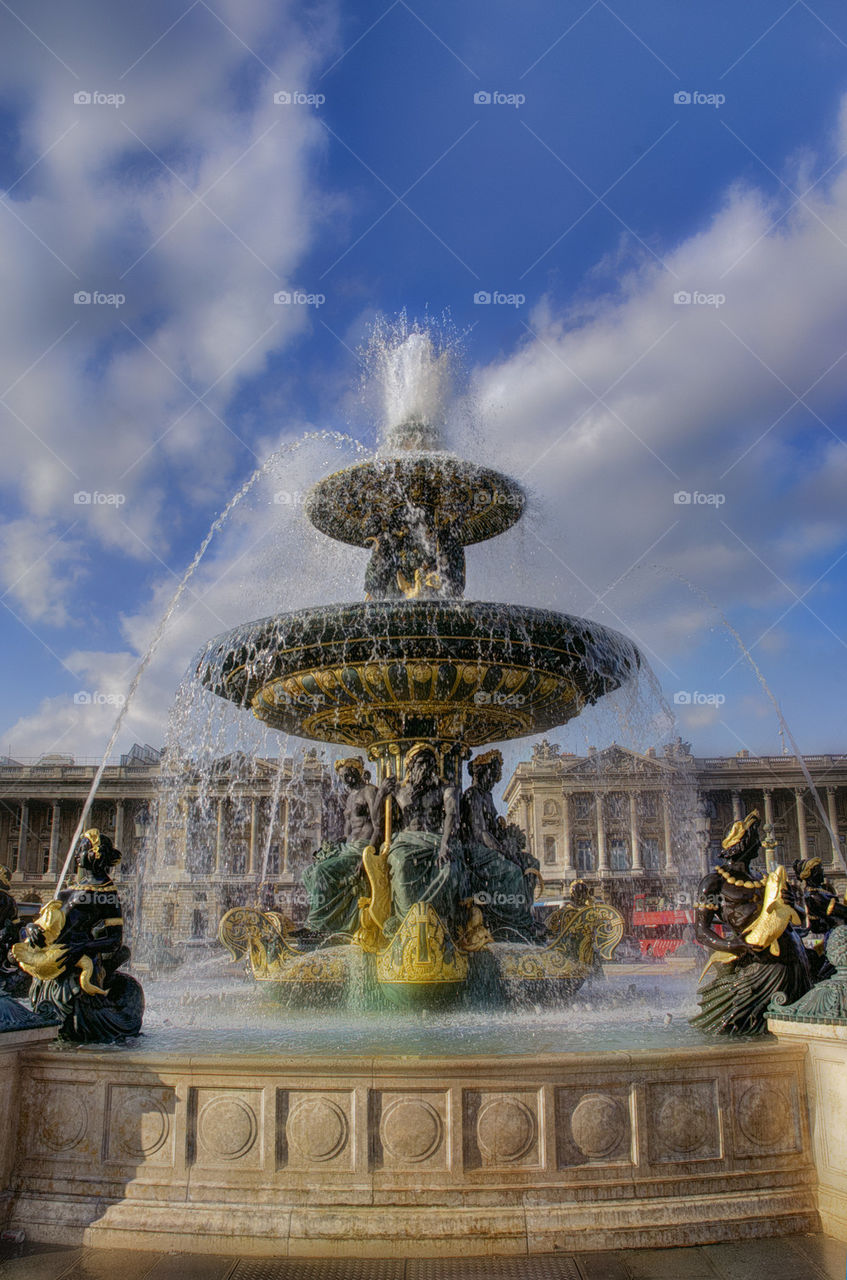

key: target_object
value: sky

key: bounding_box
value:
[1,0,847,765]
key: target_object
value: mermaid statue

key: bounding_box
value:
[11,829,144,1043]
[691,809,812,1035]
[793,856,847,980]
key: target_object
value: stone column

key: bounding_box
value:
[795,789,809,861]
[561,795,573,874]
[662,792,674,872]
[595,794,609,875]
[248,798,258,875]
[761,789,775,871]
[826,787,840,865]
[48,800,62,876]
[114,800,126,852]
[215,797,224,874]
[13,802,28,879]
[731,791,743,821]
[282,796,290,878]
[630,792,643,874]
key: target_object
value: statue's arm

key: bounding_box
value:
[693,872,749,956]
[370,777,397,843]
[440,786,459,864]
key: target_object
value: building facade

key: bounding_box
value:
[2,739,845,949]
[503,739,847,912]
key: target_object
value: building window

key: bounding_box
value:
[608,792,626,821]
[640,792,659,818]
[610,838,630,871]
[41,847,50,875]
[543,835,557,865]
[231,847,246,875]
[267,845,280,876]
[576,839,594,871]
[163,903,175,931]
[191,909,206,938]
[642,837,661,872]
[572,793,592,821]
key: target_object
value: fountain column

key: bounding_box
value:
[629,792,642,875]
[595,794,609,876]
[826,787,840,864]
[794,788,809,860]
[661,792,673,873]
[48,800,62,876]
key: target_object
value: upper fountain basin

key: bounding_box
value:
[197,601,641,753]
[305,454,525,548]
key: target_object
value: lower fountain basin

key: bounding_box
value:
[197,600,640,750]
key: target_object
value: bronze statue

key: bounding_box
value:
[302,758,375,935]
[373,744,464,932]
[793,857,847,979]
[690,809,812,1035]
[11,829,144,1043]
[460,749,543,942]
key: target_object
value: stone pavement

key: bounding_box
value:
[0,1235,844,1280]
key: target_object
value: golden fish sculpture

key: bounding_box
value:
[742,864,801,954]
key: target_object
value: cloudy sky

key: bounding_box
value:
[1,0,847,765]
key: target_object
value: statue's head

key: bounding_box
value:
[468,748,503,789]
[0,865,11,891]
[405,743,439,787]
[334,756,367,790]
[720,809,760,862]
[794,857,824,886]
[77,828,121,877]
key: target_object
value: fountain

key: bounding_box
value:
[0,322,833,1257]
[200,324,635,1008]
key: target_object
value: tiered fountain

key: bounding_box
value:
[201,330,636,1006]
[1,328,825,1258]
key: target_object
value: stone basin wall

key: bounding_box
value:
[2,1039,819,1257]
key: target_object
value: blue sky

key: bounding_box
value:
[1,0,847,763]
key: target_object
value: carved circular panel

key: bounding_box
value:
[477,1097,535,1163]
[380,1098,442,1163]
[570,1093,626,1159]
[656,1094,708,1154]
[112,1091,169,1158]
[737,1083,790,1147]
[37,1090,88,1153]
[197,1096,257,1161]
[287,1098,348,1162]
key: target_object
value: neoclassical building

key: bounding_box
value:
[2,738,845,947]
[503,739,847,910]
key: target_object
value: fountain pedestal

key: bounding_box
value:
[6,1039,819,1256]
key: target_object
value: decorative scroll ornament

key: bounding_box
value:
[218,907,346,985]
[770,925,847,1023]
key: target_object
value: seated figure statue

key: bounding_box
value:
[302,757,375,935]
[793,857,847,979]
[460,749,542,942]
[11,829,144,1043]
[690,809,812,1035]
[372,743,466,934]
